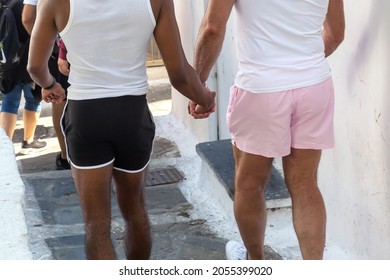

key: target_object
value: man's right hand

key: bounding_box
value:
[42,83,66,103]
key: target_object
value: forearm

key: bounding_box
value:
[22,4,37,34]
[28,29,57,87]
[27,63,54,89]
[170,63,213,109]
[323,32,344,57]
[323,0,345,57]
[194,20,226,83]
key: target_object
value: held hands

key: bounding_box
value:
[188,86,216,119]
[42,83,66,104]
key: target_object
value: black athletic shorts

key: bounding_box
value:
[61,95,155,172]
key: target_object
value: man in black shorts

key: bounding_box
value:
[27,0,215,260]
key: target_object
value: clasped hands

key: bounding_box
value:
[188,85,216,119]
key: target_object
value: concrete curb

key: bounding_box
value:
[0,128,32,260]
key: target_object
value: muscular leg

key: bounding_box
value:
[113,168,151,260]
[52,102,67,159]
[282,148,326,260]
[22,109,40,142]
[0,112,17,139]
[72,164,116,259]
[233,145,274,260]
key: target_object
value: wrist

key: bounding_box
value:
[43,76,56,90]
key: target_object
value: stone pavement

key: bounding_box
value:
[19,136,230,260]
[5,67,283,260]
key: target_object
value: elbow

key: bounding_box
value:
[22,17,34,34]
[200,21,225,41]
[329,33,344,53]
[27,62,41,82]
[169,71,188,90]
[333,31,345,46]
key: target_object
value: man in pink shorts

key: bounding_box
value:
[190,0,345,260]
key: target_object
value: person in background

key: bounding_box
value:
[22,0,70,169]
[0,0,46,153]
[27,0,215,259]
[190,0,345,260]
[56,37,69,77]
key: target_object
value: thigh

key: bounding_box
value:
[227,86,293,158]
[112,96,155,172]
[63,95,155,171]
[233,145,274,191]
[63,99,115,168]
[113,169,148,218]
[291,77,335,150]
[72,164,114,222]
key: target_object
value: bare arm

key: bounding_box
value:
[152,0,214,111]
[323,0,345,57]
[194,0,235,83]
[21,4,36,34]
[189,0,235,117]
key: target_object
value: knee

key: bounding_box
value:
[23,86,41,112]
[235,174,270,193]
[284,171,319,197]
[1,90,22,114]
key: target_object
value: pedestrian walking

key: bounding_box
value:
[190,0,345,260]
[0,0,46,153]
[27,0,215,260]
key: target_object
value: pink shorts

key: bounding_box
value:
[226,77,335,158]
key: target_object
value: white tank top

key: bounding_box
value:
[233,0,331,93]
[60,0,156,100]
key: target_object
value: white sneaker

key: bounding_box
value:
[225,240,247,260]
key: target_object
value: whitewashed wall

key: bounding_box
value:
[172,0,236,141]
[320,0,390,259]
[173,0,390,259]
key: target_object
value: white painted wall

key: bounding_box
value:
[173,0,390,259]
[319,0,390,259]
[170,0,217,142]
[172,0,236,141]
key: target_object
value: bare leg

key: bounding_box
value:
[113,168,151,260]
[72,164,117,260]
[52,102,67,159]
[0,112,17,139]
[22,109,40,142]
[283,148,326,260]
[233,145,273,260]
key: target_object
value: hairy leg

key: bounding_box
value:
[113,168,151,260]
[283,148,326,260]
[72,164,116,259]
[233,145,273,260]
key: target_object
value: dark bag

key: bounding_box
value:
[0,0,28,93]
